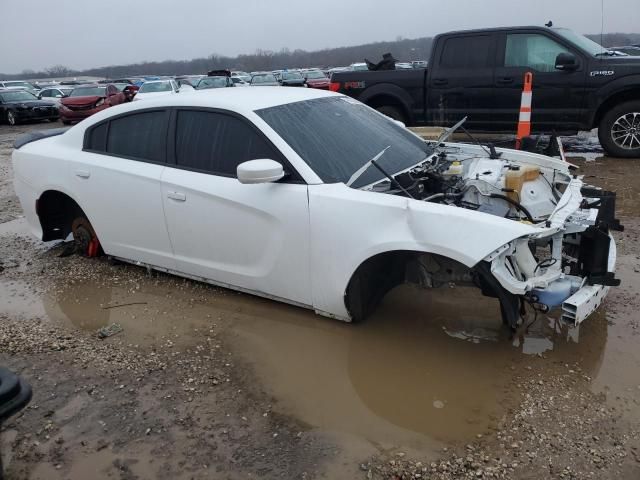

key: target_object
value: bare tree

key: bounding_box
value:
[45,65,72,77]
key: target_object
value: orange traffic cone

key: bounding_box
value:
[515,72,533,150]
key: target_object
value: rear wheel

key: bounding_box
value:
[598,100,640,158]
[62,120,72,125]
[375,105,407,124]
[7,110,17,126]
[71,216,101,257]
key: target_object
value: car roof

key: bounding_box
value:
[84,87,339,123]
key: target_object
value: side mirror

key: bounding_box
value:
[555,52,578,71]
[237,159,284,184]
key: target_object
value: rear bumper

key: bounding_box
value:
[561,234,617,324]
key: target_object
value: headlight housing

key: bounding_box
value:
[95,98,105,107]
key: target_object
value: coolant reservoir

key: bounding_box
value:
[443,161,463,177]
[505,165,540,202]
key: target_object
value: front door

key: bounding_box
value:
[493,31,587,133]
[160,109,312,306]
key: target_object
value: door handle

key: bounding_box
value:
[75,170,90,179]
[496,77,514,85]
[167,191,186,202]
[433,79,448,86]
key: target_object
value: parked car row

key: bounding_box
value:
[0,59,413,126]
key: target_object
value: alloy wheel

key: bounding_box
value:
[611,112,640,150]
[7,111,16,125]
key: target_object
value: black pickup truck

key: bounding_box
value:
[331,26,640,157]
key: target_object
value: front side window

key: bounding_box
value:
[440,35,494,68]
[175,110,281,177]
[106,111,167,162]
[40,89,52,97]
[505,34,572,72]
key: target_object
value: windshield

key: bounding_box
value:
[256,97,430,188]
[113,83,129,91]
[70,87,106,97]
[251,74,277,84]
[305,71,326,79]
[139,81,173,93]
[0,91,37,102]
[554,28,607,56]
[196,77,228,89]
[282,72,303,80]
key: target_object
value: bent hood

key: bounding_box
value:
[62,95,102,106]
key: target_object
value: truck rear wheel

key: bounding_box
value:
[376,105,407,124]
[598,100,640,158]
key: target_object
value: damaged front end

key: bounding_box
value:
[362,139,623,329]
[479,177,622,328]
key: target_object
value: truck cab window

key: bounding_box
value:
[505,34,572,72]
[440,35,493,68]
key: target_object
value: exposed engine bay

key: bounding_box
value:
[362,139,623,329]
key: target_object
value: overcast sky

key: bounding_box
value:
[1,0,638,74]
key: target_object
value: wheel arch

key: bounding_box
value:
[342,248,519,326]
[36,189,95,242]
[592,87,640,129]
[359,84,414,123]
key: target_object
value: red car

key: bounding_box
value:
[303,70,330,89]
[59,84,126,124]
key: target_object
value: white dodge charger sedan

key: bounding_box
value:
[12,88,621,329]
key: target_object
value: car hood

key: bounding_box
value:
[62,96,103,106]
[4,100,56,108]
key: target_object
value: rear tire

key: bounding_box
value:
[62,120,71,125]
[71,216,101,257]
[7,110,17,126]
[598,100,640,158]
[375,105,407,124]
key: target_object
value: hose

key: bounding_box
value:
[488,193,535,223]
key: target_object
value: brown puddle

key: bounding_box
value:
[3,257,639,454]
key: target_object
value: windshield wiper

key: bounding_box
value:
[346,146,391,187]
[346,145,415,198]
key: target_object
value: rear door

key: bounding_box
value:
[70,110,176,270]
[427,33,497,128]
[160,109,312,305]
[493,30,587,132]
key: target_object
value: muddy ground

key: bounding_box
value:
[0,121,639,479]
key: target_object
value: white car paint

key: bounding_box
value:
[12,88,618,329]
[37,87,74,104]
[133,79,180,101]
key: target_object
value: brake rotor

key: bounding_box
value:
[71,217,100,257]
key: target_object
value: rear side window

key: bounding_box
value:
[440,35,493,68]
[106,111,167,162]
[175,110,281,177]
[86,122,108,151]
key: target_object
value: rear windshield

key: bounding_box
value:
[139,81,173,93]
[196,77,228,89]
[256,96,430,188]
[305,71,326,79]
[251,74,277,83]
[70,87,106,97]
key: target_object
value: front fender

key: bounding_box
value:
[308,183,538,320]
